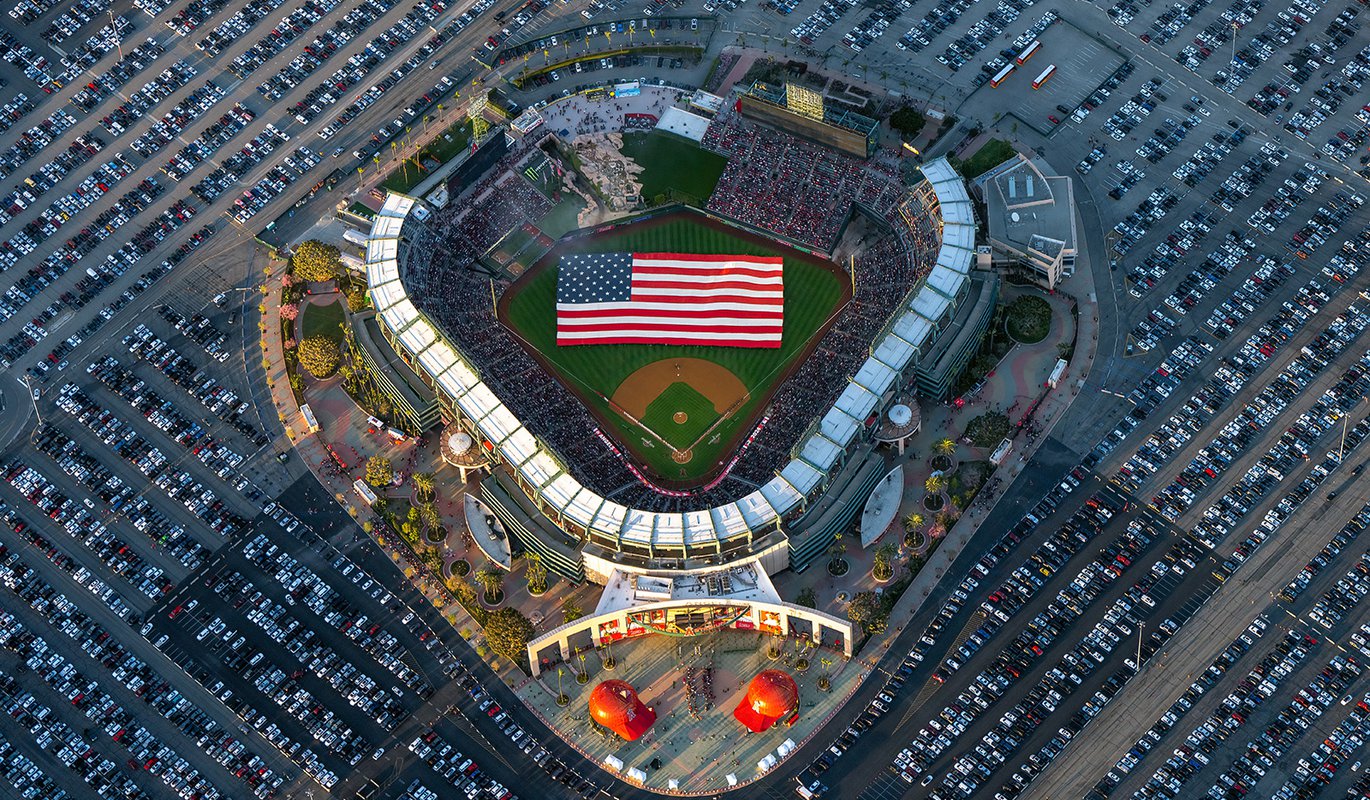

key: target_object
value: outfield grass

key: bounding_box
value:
[619,131,728,204]
[303,300,346,343]
[502,210,845,483]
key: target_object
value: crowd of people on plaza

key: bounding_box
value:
[683,665,715,720]
[403,112,943,514]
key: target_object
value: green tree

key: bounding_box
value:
[475,562,505,602]
[365,455,393,489]
[525,552,548,595]
[934,438,957,457]
[795,586,817,608]
[297,335,341,377]
[484,607,535,664]
[924,474,947,494]
[888,106,926,139]
[873,542,896,582]
[412,471,436,502]
[291,240,342,282]
[903,512,925,532]
[847,590,888,635]
[562,600,585,624]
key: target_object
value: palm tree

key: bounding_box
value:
[827,532,847,571]
[475,562,505,603]
[873,542,897,581]
[934,438,956,457]
[412,471,436,502]
[903,512,925,532]
[924,474,947,494]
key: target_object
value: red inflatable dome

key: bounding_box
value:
[588,680,656,741]
[733,669,799,732]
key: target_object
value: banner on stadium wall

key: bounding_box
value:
[613,81,641,97]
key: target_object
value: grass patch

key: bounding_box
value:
[302,300,346,343]
[538,196,586,238]
[619,131,728,204]
[502,209,844,482]
[379,119,474,194]
[954,138,1016,179]
[641,382,720,449]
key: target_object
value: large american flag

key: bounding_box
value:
[556,252,784,348]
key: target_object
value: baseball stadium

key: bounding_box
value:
[363,84,996,791]
[365,86,991,580]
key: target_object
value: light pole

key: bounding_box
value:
[1136,621,1145,671]
[1230,22,1238,70]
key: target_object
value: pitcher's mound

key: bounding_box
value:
[673,411,689,424]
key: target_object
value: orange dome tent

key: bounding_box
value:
[733,669,799,732]
[588,679,656,741]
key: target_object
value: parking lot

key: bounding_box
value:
[0,0,1368,796]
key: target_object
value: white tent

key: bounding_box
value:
[667,779,680,790]
[626,767,647,783]
[757,754,778,772]
[604,755,624,772]
[726,773,738,786]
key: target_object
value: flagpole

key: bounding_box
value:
[849,254,856,296]
[490,278,497,318]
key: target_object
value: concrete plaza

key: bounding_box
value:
[515,629,861,795]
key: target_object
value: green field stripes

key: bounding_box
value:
[503,214,843,481]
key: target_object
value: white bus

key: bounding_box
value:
[1032,64,1057,89]
[990,63,1015,88]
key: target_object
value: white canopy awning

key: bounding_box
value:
[835,381,879,423]
[517,450,562,490]
[683,509,717,546]
[892,312,933,349]
[457,382,501,423]
[563,487,603,528]
[911,290,950,325]
[800,434,843,472]
[590,501,628,539]
[853,358,897,397]
[653,514,684,549]
[872,334,915,371]
[926,266,963,300]
[819,407,860,448]
[711,503,750,541]
[777,459,823,497]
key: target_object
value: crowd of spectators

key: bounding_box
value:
[701,107,905,251]
[402,114,944,518]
